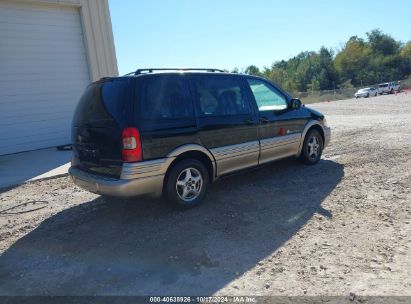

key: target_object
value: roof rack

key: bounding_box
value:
[125,68,225,76]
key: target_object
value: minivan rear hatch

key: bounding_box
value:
[72,78,134,178]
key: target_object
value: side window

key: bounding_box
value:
[247,79,288,111]
[191,75,251,116]
[140,75,193,119]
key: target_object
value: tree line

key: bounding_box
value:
[236,29,411,93]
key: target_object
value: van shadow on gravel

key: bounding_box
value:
[0,159,343,295]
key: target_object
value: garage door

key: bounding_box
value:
[0,1,90,155]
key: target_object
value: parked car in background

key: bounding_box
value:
[378,82,400,94]
[69,68,331,209]
[354,87,378,98]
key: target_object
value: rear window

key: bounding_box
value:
[72,78,133,127]
[138,75,193,120]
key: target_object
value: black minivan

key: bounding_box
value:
[69,68,330,209]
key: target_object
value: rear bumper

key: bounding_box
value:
[69,166,165,198]
[324,126,331,148]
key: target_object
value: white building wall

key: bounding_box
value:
[0,0,118,155]
[79,0,118,80]
[10,0,119,81]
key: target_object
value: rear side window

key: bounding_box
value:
[72,78,132,127]
[139,75,193,119]
[191,75,251,116]
[102,79,133,123]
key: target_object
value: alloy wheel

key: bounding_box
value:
[175,167,203,202]
[307,134,320,160]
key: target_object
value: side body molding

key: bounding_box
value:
[210,141,260,176]
[121,144,217,182]
[296,120,325,157]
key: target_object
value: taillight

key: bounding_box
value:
[122,127,142,162]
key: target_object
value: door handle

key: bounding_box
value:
[244,119,254,125]
[260,117,269,124]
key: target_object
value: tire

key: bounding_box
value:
[366,93,369,98]
[164,159,209,210]
[390,89,394,94]
[375,92,378,97]
[300,129,324,165]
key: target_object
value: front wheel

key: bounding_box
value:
[300,129,323,165]
[164,159,209,210]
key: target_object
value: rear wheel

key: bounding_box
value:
[164,159,209,210]
[300,129,323,165]
[366,93,369,98]
[390,88,394,94]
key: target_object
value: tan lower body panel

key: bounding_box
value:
[259,133,301,164]
[210,141,260,176]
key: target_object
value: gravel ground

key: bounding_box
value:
[0,93,410,296]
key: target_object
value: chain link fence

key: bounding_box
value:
[295,88,356,104]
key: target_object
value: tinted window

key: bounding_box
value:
[102,79,133,122]
[73,78,132,127]
[140,75,193,119]
[191,75,250,116]
[247,79,288,111]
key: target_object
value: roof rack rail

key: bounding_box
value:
[129,68,225,75]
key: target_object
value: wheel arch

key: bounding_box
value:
[296,121,325,157]
[165,144,216,183]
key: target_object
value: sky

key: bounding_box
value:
[108,0,411,75]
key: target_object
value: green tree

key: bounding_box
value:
[235,29,411,92]
[307,77,320,92]
[367,29,400,55]
[244,65,261,76]
[334,36,371,86]
[399,42,411,77]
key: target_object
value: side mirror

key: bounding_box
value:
[290,98,302,110]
